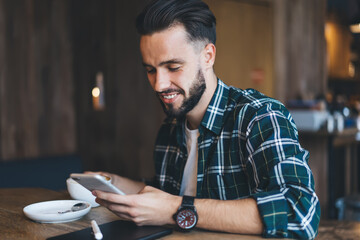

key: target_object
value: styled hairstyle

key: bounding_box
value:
[136,0,216,45]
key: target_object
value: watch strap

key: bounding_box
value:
[174,195,198,230]
[181,195,195,208]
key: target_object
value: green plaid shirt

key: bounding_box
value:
[152,79,320,239]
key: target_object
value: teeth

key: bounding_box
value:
[163,94,177,99]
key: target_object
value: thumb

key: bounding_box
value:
[138,185,157,194]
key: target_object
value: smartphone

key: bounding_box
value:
[70,173,125,195]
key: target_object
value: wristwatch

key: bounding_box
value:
[173,195,198,231]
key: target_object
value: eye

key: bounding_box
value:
[168,66,180,72]
[146,68,156,74]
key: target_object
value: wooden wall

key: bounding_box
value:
[273,0,327,102]
[0,0,163,181]
[0,0,329,198]
[206,0,327,103]
[205,0,274,97]
[0,0,76,160]
[70,0,164,180]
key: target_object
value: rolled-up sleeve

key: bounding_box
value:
[245,103,321,239]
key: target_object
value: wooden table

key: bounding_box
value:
[0,188,359,240]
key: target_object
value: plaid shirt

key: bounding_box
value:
[152,79,320,239]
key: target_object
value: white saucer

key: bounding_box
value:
[23,200,91,223]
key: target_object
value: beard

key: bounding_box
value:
[158,69,206,119]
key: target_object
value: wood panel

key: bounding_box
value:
[71,0,164,180]
[0,0,76,160]
[205,0,274,97]
[273,0,327,102]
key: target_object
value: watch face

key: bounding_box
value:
[175,208,197,230]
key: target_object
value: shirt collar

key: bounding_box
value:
[200,79,229,135]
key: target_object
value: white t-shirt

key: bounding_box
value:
[179,122,199,196]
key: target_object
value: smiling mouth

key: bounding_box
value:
[163,94,178,99]
[160,93,180,104]
[158,89,184,104]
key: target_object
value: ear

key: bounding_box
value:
[203,43,216,68]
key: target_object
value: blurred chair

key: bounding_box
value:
[0,155,83,190]
[336,194,360,221]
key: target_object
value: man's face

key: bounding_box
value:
[140,25,206,118]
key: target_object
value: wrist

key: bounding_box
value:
[173,195,198,231]
[169,195,182,224]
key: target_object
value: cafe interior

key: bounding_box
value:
[1,0,360,239]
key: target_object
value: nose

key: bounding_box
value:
[153,69,171,92]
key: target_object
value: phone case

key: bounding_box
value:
[70,173,125,195]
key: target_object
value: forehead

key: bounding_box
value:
[140,25,198,65]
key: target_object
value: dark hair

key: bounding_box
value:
[136,0,216,45]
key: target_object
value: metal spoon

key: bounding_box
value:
[58,202,88,214]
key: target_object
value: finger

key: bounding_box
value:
[94,190,136,206]
[109,208,146,225]
[138,185,157,194]
[96,198,134,218]
[96,200,132,221]
[95,198,126,210]
[115,213,133,221]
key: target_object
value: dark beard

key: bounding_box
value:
[158,69,206,119]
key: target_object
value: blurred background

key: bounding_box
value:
[0,0,359,220]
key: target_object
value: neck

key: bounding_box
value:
[186,73,218,130]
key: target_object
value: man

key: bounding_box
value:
[92,0,321,238]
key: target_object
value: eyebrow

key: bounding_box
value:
[142,59,185,68]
